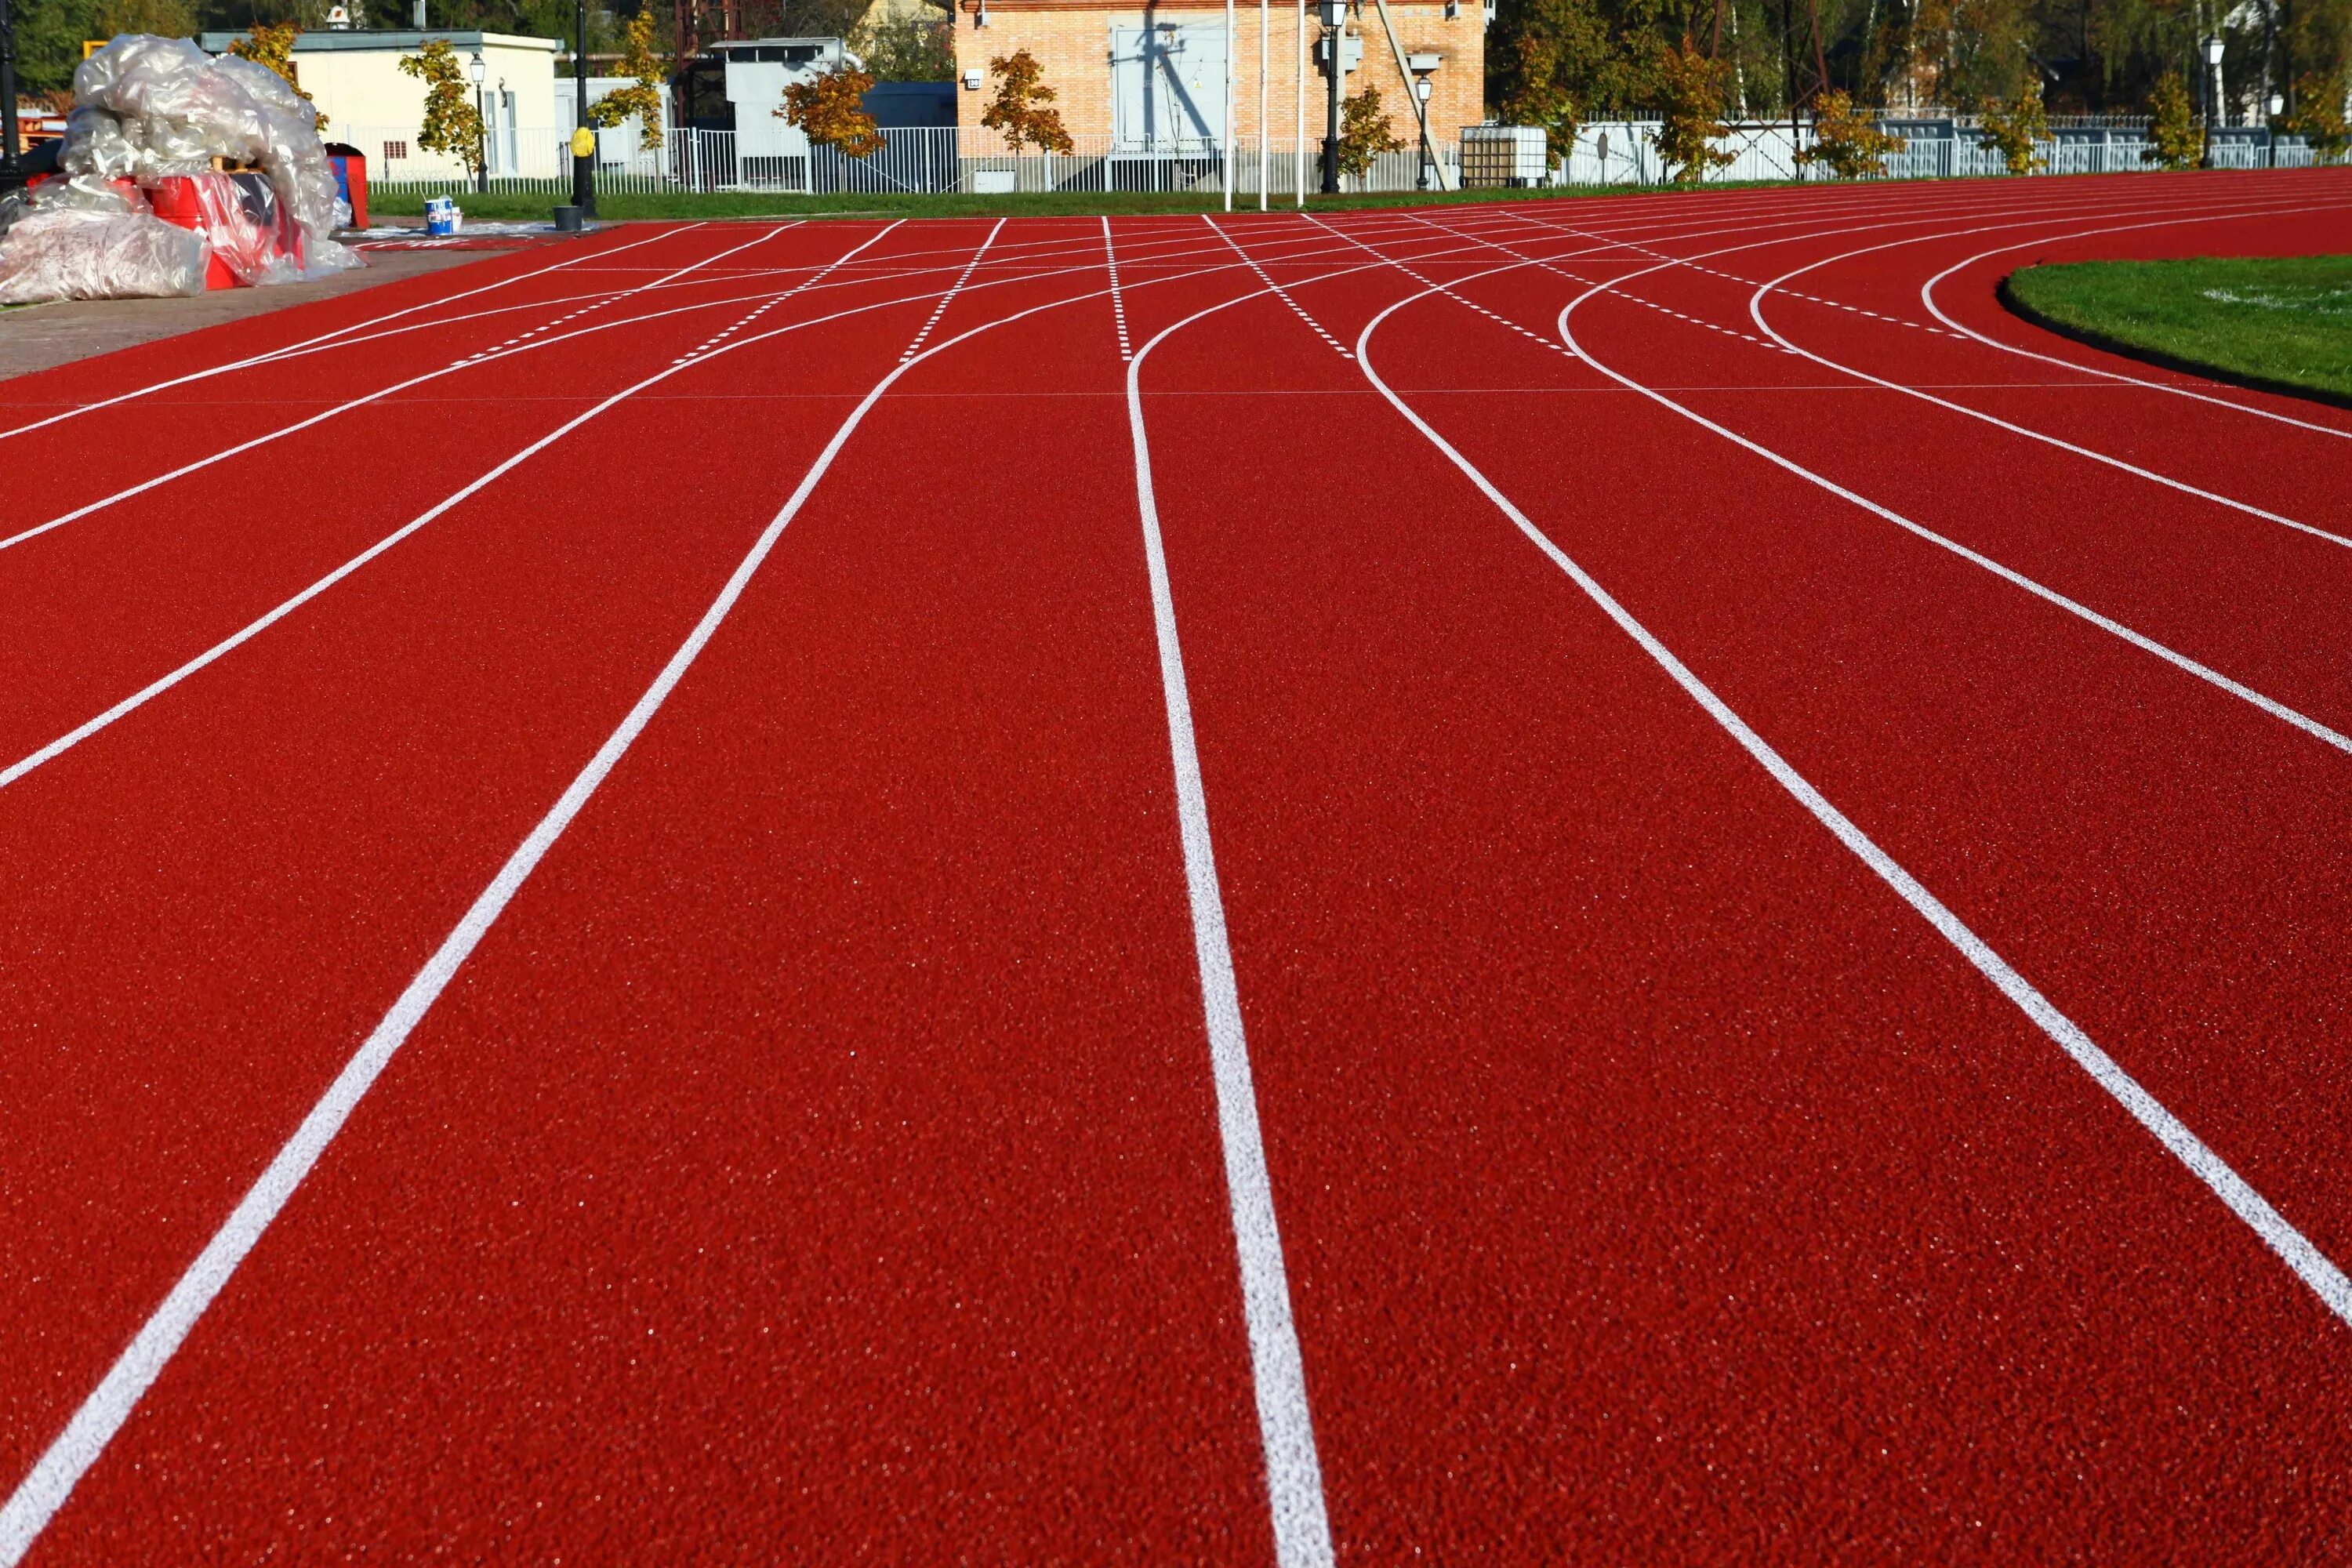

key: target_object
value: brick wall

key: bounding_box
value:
[949,0,1485,153]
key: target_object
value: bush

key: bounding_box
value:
[1795,90,1907,179]
[2145,71,2202,170]
[1977,79,2049,175]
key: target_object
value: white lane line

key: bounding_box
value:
[1304,216,1581,361]
[1103,216,1134,362]
[900,220,1003,364]
[1483,220,2352,761]
[0,224,1246,1568]
[0,227,1548,799]
[0,225,695,445]
[673,222,904,366]
[1203,215,1353,358]
[1921,209,2352,444]
[1748,198,2352,553]
[0,225,794,558]
[1349,272,2352,1336]
[0,220,1609,1568]
[1124,303,1336,1568]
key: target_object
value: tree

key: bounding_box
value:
[229,20,325,129]
[397,38,487,174]
[1337,84,1406,180]
[1977,78,2049,174]
[782,63,885,156]
[982,49,1073,154]
[588,1,666,151]
[1794,88,1907,177]
[93,0,195,40]
[1653,37,1734,187]
[2144,69,2201,169]
[2278,71,2350,157]
[1489,0,1615,164]
[852,2,954,83]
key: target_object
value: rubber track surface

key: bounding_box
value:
[2,175,2349,1564]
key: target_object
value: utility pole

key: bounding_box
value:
[1319,0,1343,194]
[574,0,597,216]
[0,0,24,194]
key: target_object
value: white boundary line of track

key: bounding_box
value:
[1308,220,2352,1333]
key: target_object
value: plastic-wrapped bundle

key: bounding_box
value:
[63,34,359,282]
[0,209,210,304]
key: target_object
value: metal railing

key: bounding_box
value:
[357,125,1460,198]
[352,119,2336,201]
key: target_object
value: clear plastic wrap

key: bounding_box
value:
[0,209,210,304]
[60,34,360,282]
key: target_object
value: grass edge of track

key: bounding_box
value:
[2000,254,2352,409]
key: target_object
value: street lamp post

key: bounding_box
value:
[1318,0,1344,195]
[2205,33,2227,131]
[0,0,24,194]
[469,49,488,194]
[1413,74,1433,188]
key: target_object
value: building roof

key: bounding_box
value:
[193,30,560,54]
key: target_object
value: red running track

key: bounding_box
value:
[2,171,2349,1564]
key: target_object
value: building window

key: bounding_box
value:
[383,140,408,160]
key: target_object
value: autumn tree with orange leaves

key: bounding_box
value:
[982,49,1073,154]
[782,64,886,158]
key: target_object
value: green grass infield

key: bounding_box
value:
[2003,255,2352,406]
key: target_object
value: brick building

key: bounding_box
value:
[949,0,1485,154]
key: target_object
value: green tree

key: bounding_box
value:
[1338,84,1406,180]
[852,2,953,83]
[981,48,1073,154]
[95,0,196,39]
[397,37,486,173]
[782,62,885,156]
[1653,36,1733,187]
[1977,77,2049,174]
[2278,71,2350,157]
[587,1,666,150]
[2144,68,2201,169]
[1795,88,1906,177]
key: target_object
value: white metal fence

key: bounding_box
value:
[353,119,2334,200]
[358,125,1458,198]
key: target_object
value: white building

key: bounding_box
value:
[554,77,677,171]
[196,28,561,180]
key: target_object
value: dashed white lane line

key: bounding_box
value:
[1302,216,1578,361]
[1203,216,1354,358]
[458,223,802,368]
[901,220,1004,364]
[1104,216,1134,362]
[673,221,906,368]
[1386,215,1794,357]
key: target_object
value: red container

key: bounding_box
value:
[146,172,299,289]
[324,143,368,230]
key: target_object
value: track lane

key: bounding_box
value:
[1116,205,2352,1563]
[0,217,1439,1568]
[1366,201,2352,1283]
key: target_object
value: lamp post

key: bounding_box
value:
[2204,33,2227,130]
[469,49,488,194]
[1318,0,1344,195]
[0,0,24,194]
[1412,72,1434,188]
[572,0,594,217]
